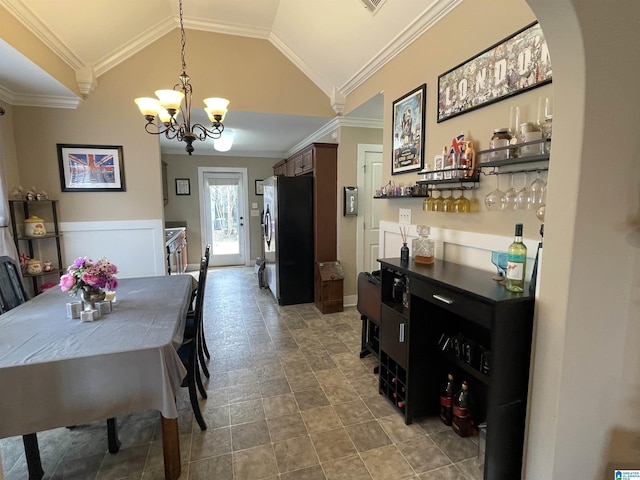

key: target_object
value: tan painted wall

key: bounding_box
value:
[0,102,19,189]
[337,126,383,297]
[162,153,274,265]
[348,0,548,242]
[8,28,334,226]
[131,29,334,117]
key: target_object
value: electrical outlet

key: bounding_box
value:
[399,208,411,225]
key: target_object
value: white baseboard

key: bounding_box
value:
[343,294,357,308]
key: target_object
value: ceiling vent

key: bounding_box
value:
[359,0,387,15]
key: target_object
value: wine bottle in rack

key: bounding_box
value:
[452,381,473,437]
[439,373,454,426]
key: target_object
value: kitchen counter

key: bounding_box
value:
[165,227,185,246]
[165,228,187,274]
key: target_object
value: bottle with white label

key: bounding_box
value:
[434,146,447,180]
[506,223,527,292]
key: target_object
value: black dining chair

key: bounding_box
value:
[188,245,211,379]
[179,255,209,430]
[0,256,43,479]
[199,244,211,363]
[0,255,27,313]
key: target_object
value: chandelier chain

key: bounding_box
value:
[179,0,187,73]
[135,0,228,154]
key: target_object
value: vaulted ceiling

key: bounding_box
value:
[0,0,461,156]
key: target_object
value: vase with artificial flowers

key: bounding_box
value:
[59,257,118,310]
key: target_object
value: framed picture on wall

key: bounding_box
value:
[437,21,552,122]
[255,180,264,195]
[392,84,426,175]
[57,144,126,192]
[175,178,190,195]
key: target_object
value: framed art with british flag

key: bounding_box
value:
[57,144,126,192]
[392,84,426,176]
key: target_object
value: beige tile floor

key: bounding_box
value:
[0,267,484,480]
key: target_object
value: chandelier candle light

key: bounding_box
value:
[134,0,229,155]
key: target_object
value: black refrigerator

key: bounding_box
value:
[262,175,314,306]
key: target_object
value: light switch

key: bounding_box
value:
[399,208,411,224]
[251,209,260,217]
[252,202,258,209]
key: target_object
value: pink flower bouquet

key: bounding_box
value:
[59,257,119,295]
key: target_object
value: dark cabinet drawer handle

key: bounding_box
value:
[433,294,454,305]
[399,323,405,342]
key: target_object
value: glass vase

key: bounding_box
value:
[80,287,106,311]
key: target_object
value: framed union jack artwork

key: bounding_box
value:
[57,144,126,192]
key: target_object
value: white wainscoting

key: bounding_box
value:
[379,220,538,277]
[60,220,166,278]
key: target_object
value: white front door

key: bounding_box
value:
[357,144,383,273]
[199,168,249,267]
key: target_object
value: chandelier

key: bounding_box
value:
[134,0,229,155]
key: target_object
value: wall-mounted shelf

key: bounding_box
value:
[373,194,429,199]
[416,169,479,185]
[476,140,550,173]
[415,170,479,192]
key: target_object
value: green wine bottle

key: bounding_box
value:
[506,223,527,292]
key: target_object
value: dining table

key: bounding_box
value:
[0,274,193,480]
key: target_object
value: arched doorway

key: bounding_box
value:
[523,1,640,478]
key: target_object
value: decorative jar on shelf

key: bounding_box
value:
[412,226,435,264]
[26,259,42,275]
[24,216,46,237]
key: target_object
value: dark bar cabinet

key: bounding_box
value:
[377,257,534,480]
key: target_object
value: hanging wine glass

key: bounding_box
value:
[516,172,534,210]
[443,189,455,213]
[484,174,506,211]
[530,171,547,207]
[504,173,518,210]
[454,189,471,213]
[433,190,444,212]
[424,188,436,211]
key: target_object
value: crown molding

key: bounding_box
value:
[0,84,16,104]
[0,84,80,108]
[94,17,176,77]
[95,17,271,78]
[0,0,84,71]
[340,0,463,96]
[286,116,383,157]
[184,17,271,39]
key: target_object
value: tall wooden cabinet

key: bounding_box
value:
[274,143,338,263]
[378,258,534,480]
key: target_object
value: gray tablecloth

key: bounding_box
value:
[0,275,191,439]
